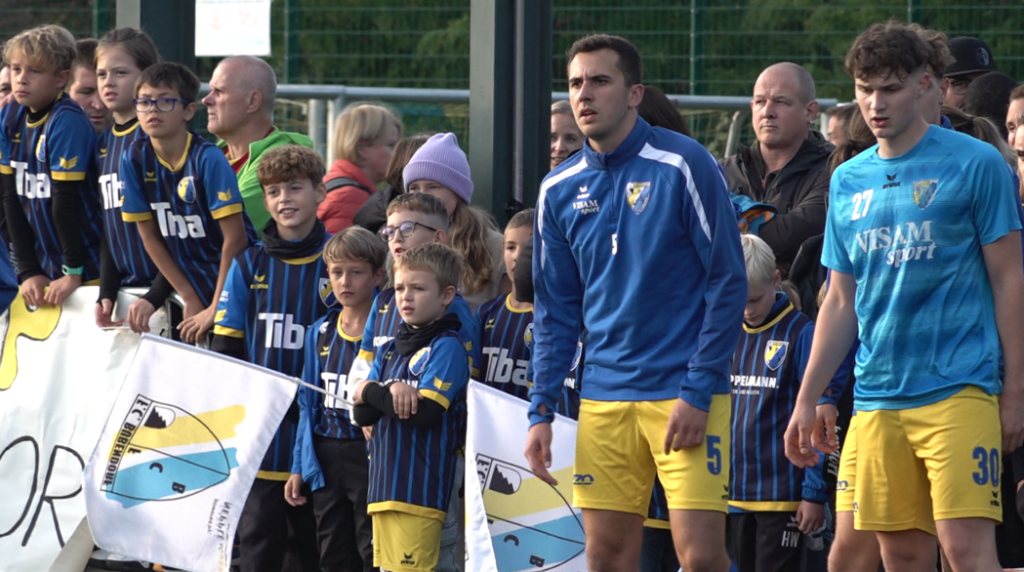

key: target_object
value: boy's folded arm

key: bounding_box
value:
[1,173,42,279]
[50,179,91,269]
[352,403,384,426]
[360,382,446,428]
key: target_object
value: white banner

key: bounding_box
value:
[196,0,272,57]
[0,288,164,572]
[84,335,297,572]
[465,382,586,572]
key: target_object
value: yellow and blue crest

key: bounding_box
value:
[912,179,938,210]
[35,135,46,163]
[177,176,197,203]
[524,323,534,346]
[410,346,431,376]
[318,277,335,306]
[626,181,651,214]
[764,340,789,371]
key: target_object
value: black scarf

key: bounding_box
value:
[261,219,327,260]
[395,314,462,356]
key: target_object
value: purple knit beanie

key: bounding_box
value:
[402,133,473,204]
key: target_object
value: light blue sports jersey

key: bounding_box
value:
[822,125,1020,411]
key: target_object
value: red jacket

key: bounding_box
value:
[317,159,377,233]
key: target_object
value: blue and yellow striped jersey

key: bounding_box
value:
[97,120,157,286]
[120,132,256,305]
[366,331,469,520]
[729,294,826,509]
[213,238,333,476]
[0,94,102,280]
[301,308,363,441]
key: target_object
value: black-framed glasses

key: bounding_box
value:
[380,220,438,242]
[133,97,191,113]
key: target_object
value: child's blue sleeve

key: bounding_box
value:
[46,110,93,182]
[292,322,323,475]
[417,336,470,410]
[451,294,481,378]
[0,246,16,314]
[0,106,10,169]
[201,146,245,220]
[212,257,248,338]
[119,149,152,221]
[802,452,828,504]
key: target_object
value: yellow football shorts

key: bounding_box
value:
[573,394,731,517]
[371,510,443,572]
[835,415,858,513]
[854,386,1002,534]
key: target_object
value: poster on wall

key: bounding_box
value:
[195,0,272,57]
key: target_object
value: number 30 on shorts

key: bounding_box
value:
[972,447,1000,486]
[707,435,722,475]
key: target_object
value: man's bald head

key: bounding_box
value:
[751,62,819,154]
[220,56,277,116]
[758,62,816,105]
[203,56,277,139]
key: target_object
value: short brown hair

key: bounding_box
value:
[393,242,464,292]
[566,34,642,87]
[908,24,953,80]
[385,192,449,232]
[385,133,432,191]
[845,21,932,81]
[74,38,98,71]
[323,226,387,270]
[506,208,534,231]
[4,25,77,72]
[97,27,161,71]
[135,61,199,102]
[257,145,326,189]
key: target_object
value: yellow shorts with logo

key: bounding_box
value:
[371,510,443,572]
[574,395,731,517]
[854,386,1002,534]
[836,415,858,513]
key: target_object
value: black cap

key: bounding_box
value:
[946,37,995,77]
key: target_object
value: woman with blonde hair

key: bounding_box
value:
[551,99,584,171]
[318,103,403,232]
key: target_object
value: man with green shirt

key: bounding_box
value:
[202,56,313,234]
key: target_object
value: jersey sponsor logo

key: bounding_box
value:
[482,346,529,386]
[35,135,46,163]
[730,374,777,389]
[373,335,393,347]
[572,198,600,214]
[626,181,651,214]
[152,202,207,239]
[321,371,350,409]
[99,173,125,210]
[177,176,197,203]
[12,160,51,199]
[409,347,431,376]
[58,156,78,170]
[855,220,936,268]
[257,312,305,349]
[912,179,938,209]
[764,340,788,370]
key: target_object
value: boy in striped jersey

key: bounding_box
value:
[120,62,254,343]
[287,226,386,572]
[211,145,330,572]
[729,234,825,572]
[352,243,470,572]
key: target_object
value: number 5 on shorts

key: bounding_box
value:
[707,435,722,475]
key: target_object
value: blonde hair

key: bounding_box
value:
[332,103,403,163]
[386,192,449,232]
[323,226,387,271]
[450,202,500,294]
[551,99,573,117]
[4,25,76,72]
[741,233,776,289]
[393,243,464,292]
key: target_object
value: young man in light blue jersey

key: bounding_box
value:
[524,34,746,572]
[786,22,1024,572]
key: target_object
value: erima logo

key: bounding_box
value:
[485,318,496,329]
[145,171,156,182]
[99,147,108,159]
[402,552,416,566]
[378,303,389,314]
[320,345,330,356]
[855,220,935,268]
[883,173,900,189]
[576,186,589,199]
[251,274,268,290]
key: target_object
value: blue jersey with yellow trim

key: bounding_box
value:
[0,94,102,280]
[729,293,826,508]
[822,126,1020,411]
[97,120,157,286]
[478,294,533,399]
[366,332,469,519]
[356,287,481,377]
[213,238,333,475]
[120,132,256,305]
[302,308,363,441]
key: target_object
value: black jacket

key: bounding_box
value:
[720,132,833,273]
[352,185,402,234]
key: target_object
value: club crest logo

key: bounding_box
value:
[626,182,651,214]
[410,347,431,377]
[764,340,789,371]
[318,278,333,305]
[177,176,196,203]
[35,135,46,163]
[524,323,534,346]
[912,179,938,210]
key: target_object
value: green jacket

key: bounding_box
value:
[217,128,314,234]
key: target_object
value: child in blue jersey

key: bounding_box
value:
[286,226,386,572]
[121,63,253,344]
[786,22,1024,572]
[730,234,825,572]
[0,25,104,308]
[210,145,329,572]
[352,243,470,572]
[91,28,169,333]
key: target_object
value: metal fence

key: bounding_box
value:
[2,1,1023,153]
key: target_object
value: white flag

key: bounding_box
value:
[465,382,587,572]
[83,335,297,572]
